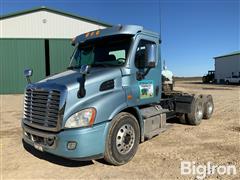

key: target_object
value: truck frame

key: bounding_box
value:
[22,25,214,165]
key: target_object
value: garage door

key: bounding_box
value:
[49,39,74,74]
[0,39,46,94]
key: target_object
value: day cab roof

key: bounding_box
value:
[73,25,160,45]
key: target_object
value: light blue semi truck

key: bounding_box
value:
[22,25,214,165]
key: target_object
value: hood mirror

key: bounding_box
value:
[24,68,33,83]
[80,65,90,75]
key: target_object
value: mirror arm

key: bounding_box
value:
[143,67,151,77]
[26,77,31,84]
[136,67,152,81]
[24,68,33,84]
[77,74,86,98]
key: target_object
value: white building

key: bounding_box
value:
[214,51,240,83]
[0,6,111,38]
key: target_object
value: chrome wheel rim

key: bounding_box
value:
[116,124,135,155]
[196,103,203,120]
[207,102,213,114]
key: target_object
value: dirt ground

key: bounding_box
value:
[1,81,239,180]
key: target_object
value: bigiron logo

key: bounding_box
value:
[180,161,237,179]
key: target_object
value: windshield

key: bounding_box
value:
[69,35,133,68]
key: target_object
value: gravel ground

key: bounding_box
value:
[1,81,239,179]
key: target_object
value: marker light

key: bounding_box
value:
[90,31,95,36]
[85,32,90,38]
[96,30,100,36]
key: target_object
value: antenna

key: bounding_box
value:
[159,1,162,43]
[159,1,163,71]
[163,60,167,70]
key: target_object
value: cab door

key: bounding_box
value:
[127,34,161,106]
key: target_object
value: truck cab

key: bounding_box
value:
[22,25,214,165]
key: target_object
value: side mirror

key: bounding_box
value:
[24,69,33,83]
[146,44,157,68]
[80,65,90,75]
[24,69,33,77]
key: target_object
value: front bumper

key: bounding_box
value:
[22,122,110,160]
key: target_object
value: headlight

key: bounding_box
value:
[65,108,96,128]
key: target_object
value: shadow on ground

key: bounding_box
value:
[22,140,94,167]
[21,118,194,167]
[167,117,180,124]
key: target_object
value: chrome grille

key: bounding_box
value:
[23,89,61,131]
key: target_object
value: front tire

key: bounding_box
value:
[104,112,140,166]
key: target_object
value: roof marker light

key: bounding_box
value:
[96,30,100,36]
[85,32,90,38]
[90,31,95,36]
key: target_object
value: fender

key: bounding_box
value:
[109,106,145,142]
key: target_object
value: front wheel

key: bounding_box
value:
[104,112,140,165]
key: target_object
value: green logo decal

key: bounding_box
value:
[139,80,154,99]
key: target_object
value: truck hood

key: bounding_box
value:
[24,67,125,130]
[38,67,122,90]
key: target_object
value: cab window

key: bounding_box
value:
[135,40,156,69]
[109,49,126,58]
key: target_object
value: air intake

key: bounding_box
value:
[99,79,114,91]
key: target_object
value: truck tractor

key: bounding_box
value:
[22,25,214,165]
[202,70,215,83]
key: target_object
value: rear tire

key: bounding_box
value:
[104,112,140,166]
[203,95,214,119]
[186,95,204,125]
[178,113,187,124]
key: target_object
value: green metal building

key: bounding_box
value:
[0,7,111,94]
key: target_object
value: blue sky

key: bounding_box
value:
[1,0,239,76]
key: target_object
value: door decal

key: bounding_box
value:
[139,80,154,99]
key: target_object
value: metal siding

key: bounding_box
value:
[49,39,74,74]
[0,39,45,94]
[215,54,240,83]
[1,11,106,38]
